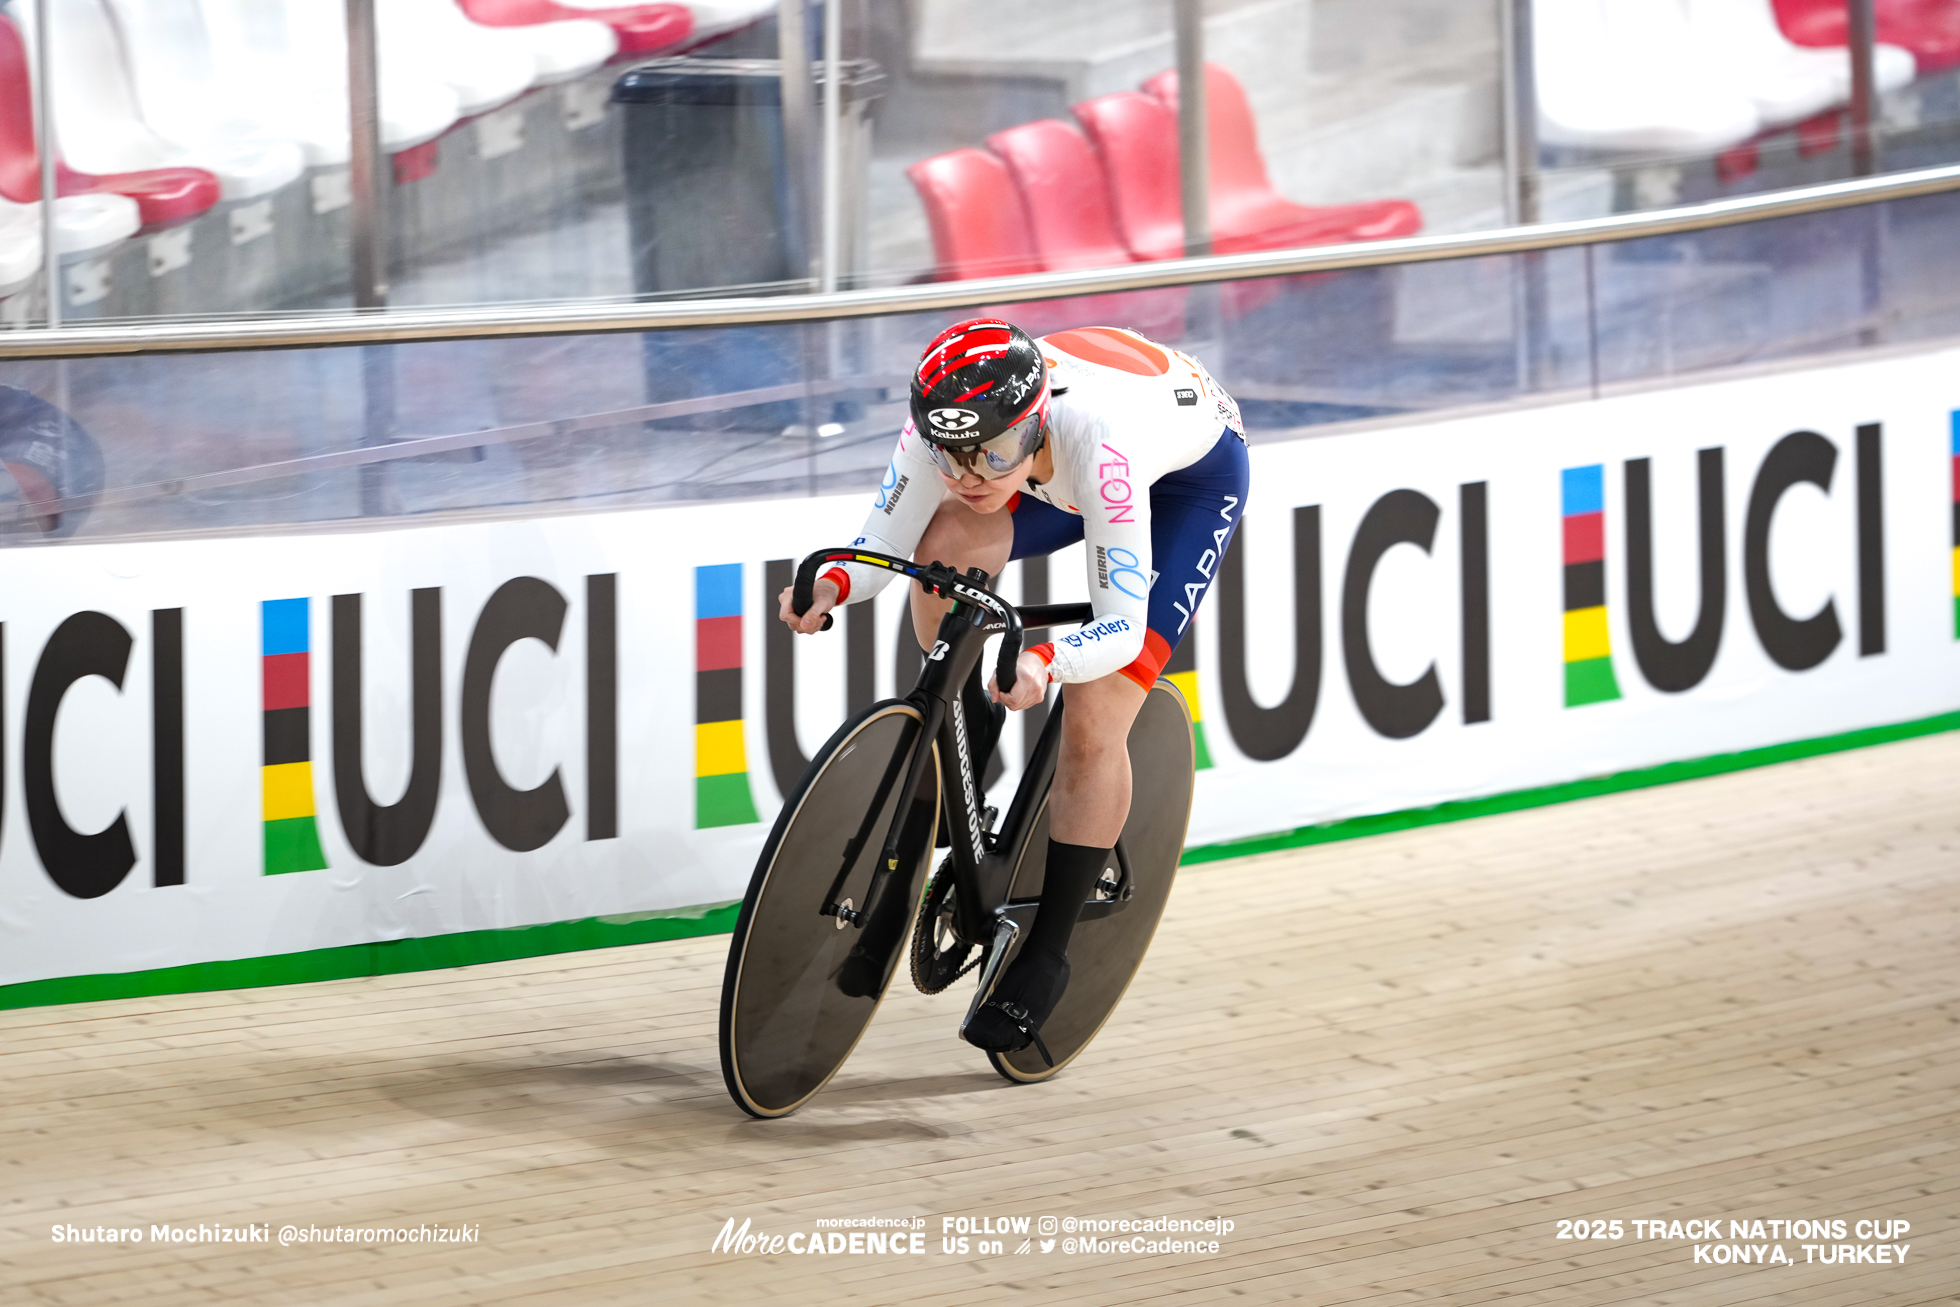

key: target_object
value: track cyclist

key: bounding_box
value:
[778,319,1248,1057]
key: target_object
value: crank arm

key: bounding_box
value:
[958,910,1026,1037]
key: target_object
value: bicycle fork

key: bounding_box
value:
[819,697,943,927]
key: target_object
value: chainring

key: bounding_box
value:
[909,859,981,994]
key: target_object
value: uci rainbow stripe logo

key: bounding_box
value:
[260,598,330,873]
[695,564,761,828]
[1949,411,1958,638]
[1561,465,1623,707]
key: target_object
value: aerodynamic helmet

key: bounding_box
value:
[908,318,1049,480]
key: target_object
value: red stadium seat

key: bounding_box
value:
[1773,0,1960,73]
[1141,64,1424,254]
[905,145,1182,336]
[906,147,1044,282]
[984,119,1184,336]
[460,0,693,57]
[985,119,1143,273]
[1068,88,1284,315]
[0,14,218,228]
[1069,92,1187,263]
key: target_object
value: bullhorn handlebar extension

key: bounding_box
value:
[791,547,1027,698]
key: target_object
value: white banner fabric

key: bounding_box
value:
[1,344,1955,989]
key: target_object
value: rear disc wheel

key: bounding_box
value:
[986,677,1195,1083]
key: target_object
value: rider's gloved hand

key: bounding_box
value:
[988,650,1051,712]
[777,577,840,635]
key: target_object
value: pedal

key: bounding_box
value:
[959,913,1022,1038]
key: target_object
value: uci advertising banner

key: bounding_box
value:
[1,343,1956,998]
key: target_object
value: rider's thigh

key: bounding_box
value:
[911,497,1015,647]
[1049,671,1150,846]
[916,493,1015,569]
[1058,672,1150,764]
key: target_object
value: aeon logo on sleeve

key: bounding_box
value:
[1097,443,1136,525]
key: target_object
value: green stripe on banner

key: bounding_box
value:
[1564,656,1622,706]
[696,772,760,828]
[0,905,742,1012]
[4,708,1955,1014]
[1192,721,1215,771]
[263,817,329,875]
[1179,708,1960,866]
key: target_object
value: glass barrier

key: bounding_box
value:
[5,1,1958,324]
[1,182,1956,543]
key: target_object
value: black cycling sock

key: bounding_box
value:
[1027,838,1112,960]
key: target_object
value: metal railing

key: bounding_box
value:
[3,158,1958,360]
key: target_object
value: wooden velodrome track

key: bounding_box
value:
[3,732,1956,1305]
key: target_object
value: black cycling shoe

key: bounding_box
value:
[962,944,1070,1065]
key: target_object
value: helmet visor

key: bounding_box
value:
[923,406,1044,481]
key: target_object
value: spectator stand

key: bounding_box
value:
[0,9,198,321]
[906,61,1420,398]
[0,0,752,320]
[1533,0,1958,215]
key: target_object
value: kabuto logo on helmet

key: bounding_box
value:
[927,407,981,433]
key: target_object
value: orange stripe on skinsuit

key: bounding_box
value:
[1118,628,1174,691]
[1043,327,1170,376]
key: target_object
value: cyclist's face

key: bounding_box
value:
[939,455,1033,512]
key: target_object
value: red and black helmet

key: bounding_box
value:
[908,319,1049,479]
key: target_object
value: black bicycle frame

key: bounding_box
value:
[791,547,1114,952]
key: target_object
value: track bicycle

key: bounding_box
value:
[717,547,1196,1118]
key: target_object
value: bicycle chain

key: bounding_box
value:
[910,862,983,994]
